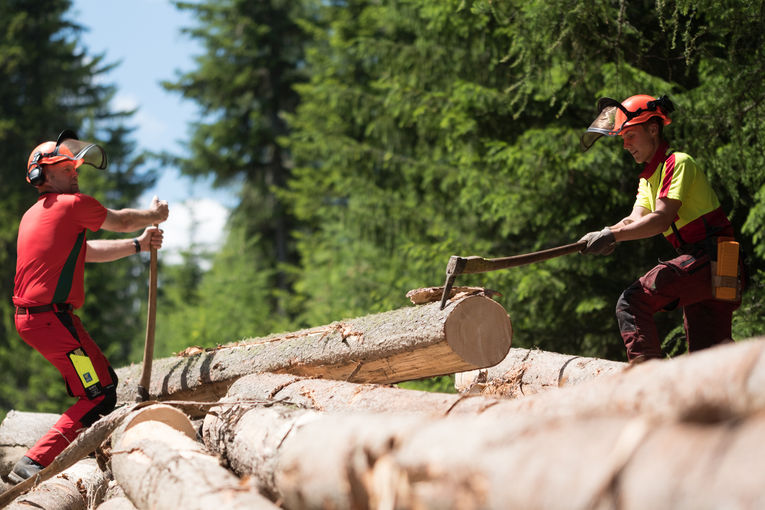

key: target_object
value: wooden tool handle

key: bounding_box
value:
[137,224,159,400]
[453,240,587,275]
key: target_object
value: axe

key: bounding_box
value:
[439,240,587,309]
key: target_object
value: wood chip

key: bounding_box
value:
[405,286,502,305]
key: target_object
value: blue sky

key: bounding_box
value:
[71,0,237,261]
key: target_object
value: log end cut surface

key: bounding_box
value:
[445,296,513,367]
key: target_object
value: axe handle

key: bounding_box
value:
[137,226,159,401]
[456,240,587,275]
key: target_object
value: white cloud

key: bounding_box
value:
[159,198,230,267]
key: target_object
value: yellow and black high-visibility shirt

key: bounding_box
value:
[634,141,734,249]
[13,193,107,308]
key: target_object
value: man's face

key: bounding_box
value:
[43,161,79,193]
[620,123,658,164]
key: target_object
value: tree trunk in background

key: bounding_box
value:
[219,371,500,416]
[479,338,765,422]
[116,296,512,410]
[0,410,59,478]
[6,458,108,510]
[203,401,765,510]
[110,405,276,510]
[455,347,626,397]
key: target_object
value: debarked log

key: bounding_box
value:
[6,458,107,510]
[116,296,513,406]
[455,347,626,397]
[218,371,500,416]
[110,404,276,510]
[203,402,765,510]
[479,337,765,423]
[0,410,59,479]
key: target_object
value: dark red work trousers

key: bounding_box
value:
[615,253,740,362]
[14,310,117,467]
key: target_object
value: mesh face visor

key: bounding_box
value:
[580,98,623,151]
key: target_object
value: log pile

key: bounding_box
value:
[1,294,764,509]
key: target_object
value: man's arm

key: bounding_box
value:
[610,197,682,242]
[101,196,169,233]
[85,227,164,263]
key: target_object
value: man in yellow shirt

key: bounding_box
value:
[579,95,740,362]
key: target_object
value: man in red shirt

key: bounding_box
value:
[579,95,740,363]
[9,130,169,483]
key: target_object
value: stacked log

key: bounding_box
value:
[455,347,626,397]
[6,458,108,510]
[110,405,276,510]
[115,296,513,408]
[0,410,59,478]
[203,401,765,510]
[1,291,763,509]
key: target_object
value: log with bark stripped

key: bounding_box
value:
[217,371,499,416]
[479,337,765,422]
[110,404,276,510]
[0,410,59,479]
[116,296,512,408]
[6,458,107,510]
[455,347,626,397]
[203,401,765,510]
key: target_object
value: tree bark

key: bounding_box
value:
[6,458,108,510]
[203,401,765,510]
[0,410,59,479]
[479,337,765,422]
[110,404,276,510]
[116,296,512,408]
[455,347,626,397]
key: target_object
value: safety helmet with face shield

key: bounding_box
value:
[26,129,108,186]
[580,94,674,151]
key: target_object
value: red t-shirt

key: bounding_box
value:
[13,193,107,308]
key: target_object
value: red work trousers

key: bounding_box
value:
[615,253,740,362]
[14,310,117,467]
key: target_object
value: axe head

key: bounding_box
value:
[439,256,467,310]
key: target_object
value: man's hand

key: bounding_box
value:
[579,227,616,255]
[150,195,169,224]
[136,226,164,253]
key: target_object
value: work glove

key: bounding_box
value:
[579,227,616,256]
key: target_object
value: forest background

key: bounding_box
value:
[1,0,763,419]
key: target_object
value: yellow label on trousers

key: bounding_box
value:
[68,349,100,389]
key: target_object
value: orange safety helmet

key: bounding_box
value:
[580,94,674,151]
[26,130,107,186]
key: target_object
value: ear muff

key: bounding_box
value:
[27,152,45,186]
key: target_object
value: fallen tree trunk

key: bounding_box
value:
[455,347,626,397]
[203,402,765,510]
[110,404,276,510]
[219,371,499,416]
[0,410,59,479]
[6,458,107,510]
[480,337,765,422]
[116,296,512,407]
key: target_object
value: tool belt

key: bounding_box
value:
[675,237,741,302]
[15,303,73,314]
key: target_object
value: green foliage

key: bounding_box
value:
[155,0,765,369]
